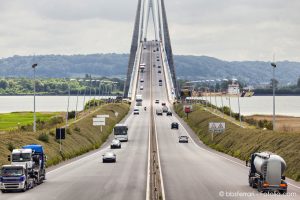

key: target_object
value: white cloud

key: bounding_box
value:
[0,0,299,61]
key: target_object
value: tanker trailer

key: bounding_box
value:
[247,152,287,193]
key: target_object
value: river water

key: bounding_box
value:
[0,96,116,113]
[1,96,300,116]
[189,96,300,117]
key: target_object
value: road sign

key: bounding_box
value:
[56,128,65,140]
[93,118,105,123]
[97,115,109,118]
[115,112,119,117]
[209,122,225,133]
[93,121,105,126]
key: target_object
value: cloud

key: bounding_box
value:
[0,0,299,61]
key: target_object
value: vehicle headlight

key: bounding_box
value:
[20,176,25,182]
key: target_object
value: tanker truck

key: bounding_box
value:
[247,152,287,194]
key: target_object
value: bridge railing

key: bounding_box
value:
[128,43,143,101]
[160,43,176,103]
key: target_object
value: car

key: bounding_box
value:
[171,122,179,129]
[156,109,163,116]
[158,70,161,73]
[140,78,144,82]
[179,136,189,143]
[110,139,121,149]
[140,86,144,90]
[155,100,159,104]
[161,102,166,106]
[158,65,161,68]
[153,50,156,52]
[162,106,168,113]
[157,59,160,62]
[133,108,139,115]
[153,64,156,67]
[102,152,116,163]
[159,82,162,86]
[166,111,172,116]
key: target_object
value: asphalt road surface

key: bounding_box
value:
[1,41,300,200]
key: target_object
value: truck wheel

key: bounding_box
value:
[22,183,28,192]
[1,190,6,193]
[279,190,287,194]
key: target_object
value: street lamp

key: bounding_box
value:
[32,63,38,132]
[76,79,83,120]
[223,79,232,118]
[66,79,75,128]
[234,79,242,127]
[83,79,89,111]
[271,62,277,131]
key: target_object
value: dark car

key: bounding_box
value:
[171,122,179,129]
[155,100,159,104]
[158,70,161,73]
[161,102,166,106]
[166,111,172,116]
[179,136,189,143]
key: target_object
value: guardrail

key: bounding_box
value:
[160,42,176,103]
[128,43,143,101]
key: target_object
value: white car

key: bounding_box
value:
[140,86,144,90]
[102,152,116,163]
[133,108,139,115]
[110,139,121,149]
[140,78,144,82]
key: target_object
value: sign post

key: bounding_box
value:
[209,122,225,141]
[184,105,192,119]
[56,128,66,152]
[93,115,109,132]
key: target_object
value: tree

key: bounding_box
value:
[270,78,279,89]
[0,79,8,89]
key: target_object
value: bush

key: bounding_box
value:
[74,127,81,132]
[49,116,64,126]
[38,132,49,143]
[68,111,76,119]
[7,142,15,152]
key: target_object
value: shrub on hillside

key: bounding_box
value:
[38,132,49,143]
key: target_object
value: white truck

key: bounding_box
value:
[0,144,46,193]
[247,152,287,194]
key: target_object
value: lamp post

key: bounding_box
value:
[234,78,242,127]
[271,62,277,131]
[75,79,83,120]
[32,63,38,132]
[83,80,89,111]
[223,79,232,118]
[66,79,74,128]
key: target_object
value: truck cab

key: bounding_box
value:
[0,165,30,192]
[10,149,34,170]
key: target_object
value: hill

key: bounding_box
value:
[1,54,300,85]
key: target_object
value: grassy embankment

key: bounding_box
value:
[0,112,60,131]
[0,103,129,167]
[174,104,300,181]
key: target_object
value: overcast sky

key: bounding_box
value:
[0,0,299,61]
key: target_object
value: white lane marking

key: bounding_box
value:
[175,116,300,190]
[146,118,151,200]
[154,113,166,200]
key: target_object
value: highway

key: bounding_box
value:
[0,45,153,200]
[151,41,300,200]
[1,41,300,200]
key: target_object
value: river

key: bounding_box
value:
[189,96,300,117]
[0,96,116,113]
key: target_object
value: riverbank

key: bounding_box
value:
[0,103,130,168]
[245,115,300,132]
[174,103,300,181]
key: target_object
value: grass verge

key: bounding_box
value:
[0,103,129,168]
[0,112,60,131]
[174,103,300,181]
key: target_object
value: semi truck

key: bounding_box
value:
[247,152,287,194]
[0,144,46,193]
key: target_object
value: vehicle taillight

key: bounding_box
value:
[263,182,269,187]
[280,183,287,188]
